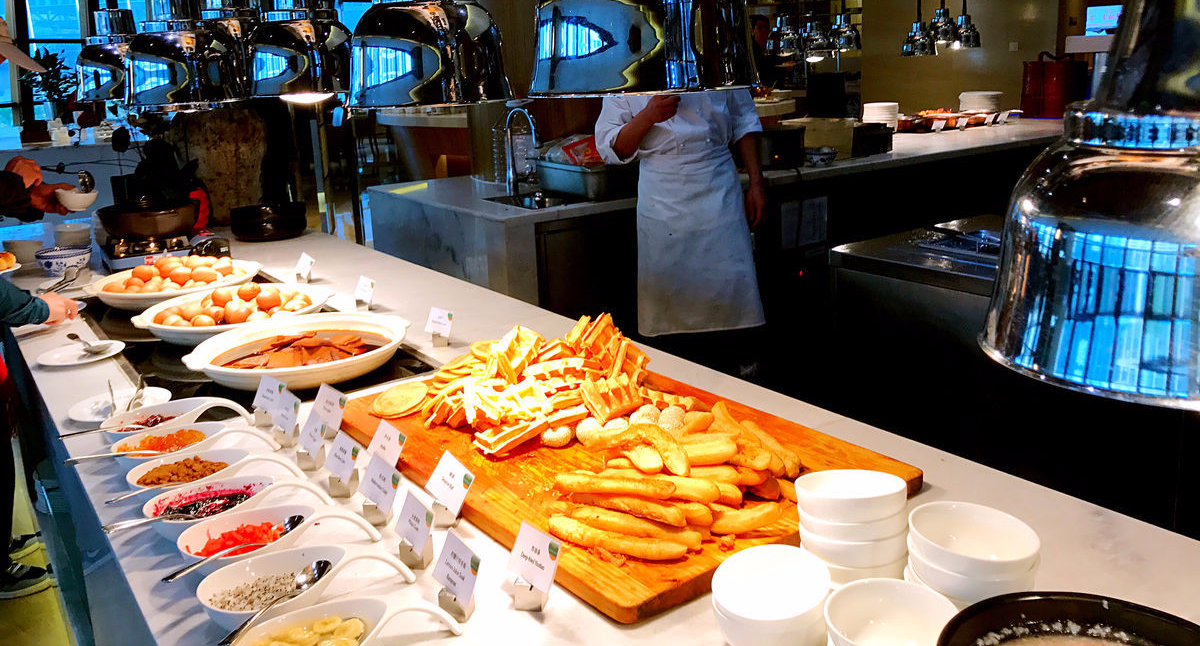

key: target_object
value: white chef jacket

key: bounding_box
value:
[595,90,766,337]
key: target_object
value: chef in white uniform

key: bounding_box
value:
[594,90,767,338]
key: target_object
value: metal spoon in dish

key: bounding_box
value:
[68,333,110,355]
[39,266,81,294]
[63,449,163,465]
[218,559,334,646]
[161,514,306,583]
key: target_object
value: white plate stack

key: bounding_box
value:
[794,470,909,588]
[959,91,1003,113]
[905,501,1041,609]
[862,102,899,130]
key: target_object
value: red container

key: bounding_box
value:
[1022,52,1089,118]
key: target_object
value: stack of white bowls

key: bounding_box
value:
[795,470,909,587]
[862,102,899,130]
[959,91,1003,112]
[905,501,1041,609]
[711,545,832,646]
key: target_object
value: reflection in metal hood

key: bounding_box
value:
[77,9,137,102]
[528,0,758,96]
[349,0,511,110]
[125,27,246,110]
[250,16,350,100]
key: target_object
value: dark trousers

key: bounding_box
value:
[2,408,13,571]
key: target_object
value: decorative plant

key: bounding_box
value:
[19,49,78,103]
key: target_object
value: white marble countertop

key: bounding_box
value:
[369,119,1062,225]
[8,230,1200,646]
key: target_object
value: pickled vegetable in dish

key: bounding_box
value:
[118,413,176,434]
[157,490,249,518]
[193,521,282,557]
[222,332,372,369]
[246,616,365,646]
[118,428,206,453]
[136,457,228,486]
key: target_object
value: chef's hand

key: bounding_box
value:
[39,292,78,325]
[30,182,73,215]
[744,181,767,229]
[639,94,681,124]
[5,156,43,188]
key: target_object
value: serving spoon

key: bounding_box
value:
[64,449,163,465]
[218,559,333,646]
[161,514,305,583]
[39,266,81,294]
[102,500,231,534]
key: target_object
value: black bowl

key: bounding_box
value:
[229,202,308,242]
[938,592,1200,646]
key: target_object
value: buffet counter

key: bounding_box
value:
[6,230,1199,646]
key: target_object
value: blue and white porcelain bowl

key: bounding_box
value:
[34,245,91,276]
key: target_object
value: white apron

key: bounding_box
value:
[593,91,766,337]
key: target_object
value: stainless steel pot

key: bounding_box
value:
[96,198,199,239]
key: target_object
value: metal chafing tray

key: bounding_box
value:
[535,159,638,200]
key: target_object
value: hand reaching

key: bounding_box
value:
[39,292,78,325]
[30,182,73,215]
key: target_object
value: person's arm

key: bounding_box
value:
[729,90,767,228]
[595,95,680,164]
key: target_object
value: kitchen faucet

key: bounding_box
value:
[504,106,539,197]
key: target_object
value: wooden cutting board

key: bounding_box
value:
[340,371,922,624]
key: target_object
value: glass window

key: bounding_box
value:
[338,0,371,32]
[115,0,148,29]
[25,0,81,40]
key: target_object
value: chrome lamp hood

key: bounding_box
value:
[348,0,511,111]
[249,0,350,103]
[980,0,1200,409]
[77,8,138,103]
[527,0,759,96]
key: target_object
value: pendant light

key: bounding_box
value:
[348,0,510,110]
[527,0,757,96]
[953,0,981,49]
[980,0,1200,408]
[248,0,350,104]
[77,8,137,102]
[929,0,956,45]
[901,0,936,57]
[802,18,829,63]
[830,13,861,53]
[766,15,799,59]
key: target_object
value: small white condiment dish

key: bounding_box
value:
[906,535,1037,605]
[198,544,416,630]
[908,501,1040,578]
[903,564,971,610]
[795,470,907,524]
[810,549,906,588]
[711,544,831,646]
[798,505,908,543]
[99,396,254,443]
[124,448,303,492]
[228,596,462,646]
[798,523,907,569]
[142,475,333,543]
[110,422,278,469]
[175,504,382,578]
[824,578,957,646]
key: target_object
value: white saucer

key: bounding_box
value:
[36,340,125,367]
[67,387,172,423]
[0,263,22,278]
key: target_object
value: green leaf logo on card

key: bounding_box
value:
[424,510,433,527]
[391,473,401,489]
[462,473,474,489]
[277,384,285,393]
[339,396,347,409]
[350,446,360,459]
[469,555,479,575]
[398,432,407,445]
[548,541,560,561]
[293,401,300,412]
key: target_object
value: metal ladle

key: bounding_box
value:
[102,499,232,534]
[218,559,333,646]
[67,333,109,355]
[39,266,82,294]
[161,514,306,583]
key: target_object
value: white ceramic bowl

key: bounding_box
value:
[711,545,830,646]
[908,501,1040,578]
[798,523,907,569]
[809,549,907,589]
[798,505,908,542]
[123,448,304,492]
[903,564,971,610]
[4,239,43,264]
[175,504,382,578]
[53,223,91,246]
[110,422,278,469]
[795,470,907,524]
[55,188,99,211]
[197,544,415,630]
[181,312,412,391]
[83,259,262,311]
[824,578,958,646]
[34,245,91,277]
[131,284,333,346]
[141,475,333,543]
[100,396,254,443]
[229,596,462,646]
[906,536,1037,605]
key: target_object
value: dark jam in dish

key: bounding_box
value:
[119,414,177,433]
[160,491,250,518]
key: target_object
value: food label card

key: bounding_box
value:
[294,252,316,281]
[424,307,454,336]
[298,411,327,456]
[425,450,474,516]
[931,120,947,133]
[999,110,1013,124]
[366,419,406,466]
[506,521,562,593]
[354,276,376,307]
[253,375,286,412]
[327,431,365,481]
[396,492,434,550]
[312,384,347,427]
[359,453,402,512]
[433,531,480,601]
[273,391,301,432]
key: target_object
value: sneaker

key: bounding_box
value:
[9,533,42,560]
[0,562,52,599]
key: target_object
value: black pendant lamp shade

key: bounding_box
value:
[954,0,981,49]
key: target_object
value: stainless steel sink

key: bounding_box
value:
[484,191,587,210]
